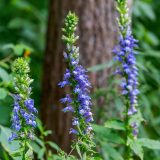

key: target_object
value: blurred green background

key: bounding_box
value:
[0,0,48,124]
[0,0,160,159]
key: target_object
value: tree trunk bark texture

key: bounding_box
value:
[41,0,116,152]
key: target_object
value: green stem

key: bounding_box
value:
[0,55,13,63]
[125,114,131,159]
[22,140,26,160]
[116,1,133,159]
[124,93,132,159]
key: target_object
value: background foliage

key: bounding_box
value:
[133,0,160,159]
[0,0,160,159]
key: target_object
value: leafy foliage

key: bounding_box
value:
[133,0,160,159]
[0,0,160,159]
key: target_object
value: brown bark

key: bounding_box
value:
[41,0,116,152]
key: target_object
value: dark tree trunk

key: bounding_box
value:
[41,0,116,152]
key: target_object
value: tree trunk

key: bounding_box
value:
[41,0,116,152]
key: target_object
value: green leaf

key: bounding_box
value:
[2,150,10,160]
[13,44,32,56]
[8,18,32,29]
[2,44,33,56]
[38,148,45,159]
[31,141,41,154]
[25,148,33,159]
[76,144,82,159]
[146,32,159,46]
[82,152,86,160]
[36,118,44,133]
[105,120,125,131]
[138,138,160,150]
[0,62,9,69]
[47,141,60,151]
[0,88,8,100]
[139,2,155,20]
[12,156,23,160]
[13,44,25,56]
[134,1,155,20]
[0,125,20,153]
[101,143,124,160]
[2,44,15,51]
[43,130,52,136]
[34,137,45,147]
[140,50,160,58]
[93,124,125,144]
[129,110,144,126]
[88,61,114,72]
[0,67,10,82]
[0,127,22,159]
[130,140,144,160]
[0,105,12,125]
[0,126,24,159]
[10,149,23,157]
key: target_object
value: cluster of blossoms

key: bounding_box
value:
[114,29,139,116]
[113,0,139,137]
[58,12,93,137]
[9,58,37,142]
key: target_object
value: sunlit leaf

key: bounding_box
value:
[138,138,160,150]
[101,143,124,160]
[0,88,8,100]
[130,140,144,160]
[93,124,125,144]
[47,141,60,151]
[0,125,21,159]
[38,148,45,159]
[105,119,125,131]
[0,67,10,82]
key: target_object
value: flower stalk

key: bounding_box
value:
[9,58,38,159]
[114,0,140,159]
[59,12,94,156]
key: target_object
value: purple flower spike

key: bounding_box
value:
[113,31,139,112]
[59,12,93,137]
[10,58,38,142]
[113,1,140,138]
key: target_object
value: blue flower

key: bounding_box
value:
[69,128,78,134]
[59,56,93,135]
[9,95,37,142]
[10,58,38,142]
[62,105,74,112]
[113,1,140,139]
[60,94,72,103]
[24,99,38,113]
[8,132,18,142]
[59,12,93,137]
[72,118,79,126]
[131,122,139,137]
[86,126,93,134]
[113,28,139,117]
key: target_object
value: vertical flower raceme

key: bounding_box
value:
[114,1,140,139]
[9,58,37,143]
[59,12,94,151]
